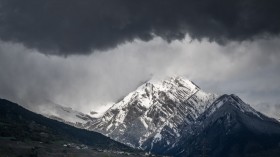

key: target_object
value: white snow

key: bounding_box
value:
[140,117,149,129]
[37,102,91,124]
[106,123,113,131]
[154,132,162,141]
[140,97,152,108]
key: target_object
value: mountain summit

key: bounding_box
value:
[85,77,217,148]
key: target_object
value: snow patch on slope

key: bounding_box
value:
[37,102,92,124]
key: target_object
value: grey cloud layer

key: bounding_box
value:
[0,0,280,55]
[0,37,280,117]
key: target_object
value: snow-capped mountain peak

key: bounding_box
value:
[33,76,280,156]
[31,76,280,157]
[85,76,218,149]
[110,76,200,110]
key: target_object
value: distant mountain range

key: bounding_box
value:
[2,76,280,157]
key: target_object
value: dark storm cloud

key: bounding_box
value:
[0,0,280,55]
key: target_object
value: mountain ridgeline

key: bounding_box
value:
[0,99,146,157]
[1,76,280,157]
[82,77,280,157]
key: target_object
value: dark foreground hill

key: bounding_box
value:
[0,99,150,157]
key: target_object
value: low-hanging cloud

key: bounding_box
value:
[0,37,280,117]
[0,0,280,55]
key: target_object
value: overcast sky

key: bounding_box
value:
[0,0,280,119]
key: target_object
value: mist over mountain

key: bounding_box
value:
[39,76,280,157]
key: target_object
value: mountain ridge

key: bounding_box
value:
[83,76,280,156]
[0,98,148,157]
[168,94,280,156]
[19,76,280,156]
[85,76,218,150]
